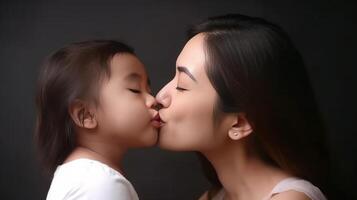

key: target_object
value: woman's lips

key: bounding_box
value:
[151,113,164,128]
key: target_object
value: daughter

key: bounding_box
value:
[35,40,161,199]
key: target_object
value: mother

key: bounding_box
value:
[156,14,328,200]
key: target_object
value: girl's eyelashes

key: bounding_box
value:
[128,88,141,94]
[176,86,187,91]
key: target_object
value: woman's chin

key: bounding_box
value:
[157,141,187,151]
[157,134,193,151]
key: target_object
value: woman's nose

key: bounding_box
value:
[156,81,173,109]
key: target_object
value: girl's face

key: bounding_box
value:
[156,34,233,152]
[95,53,159,148]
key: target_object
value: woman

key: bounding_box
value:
[156,14,329,200]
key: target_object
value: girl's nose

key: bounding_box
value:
[156,81,173,109]
[146,93,158,109]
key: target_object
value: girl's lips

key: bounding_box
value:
[151,113,164,128]
[152,113,161,121]
[151,120,162,128]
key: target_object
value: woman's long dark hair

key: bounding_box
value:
[189,14,330,196]
[35,40,135,175]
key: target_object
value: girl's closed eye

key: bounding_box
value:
[128,88,141,94]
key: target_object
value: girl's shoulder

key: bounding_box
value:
[53,158,125,181]
[46,159,138,200]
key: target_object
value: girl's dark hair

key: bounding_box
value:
[35,40,135,174]
[189,14,330,195]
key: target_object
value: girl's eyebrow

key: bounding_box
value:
[125,73,142,82]
[125,72,150,86]
[177,66,197,82]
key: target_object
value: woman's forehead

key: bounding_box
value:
[176,34,206,77]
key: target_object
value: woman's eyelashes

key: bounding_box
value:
[176,86,187,91]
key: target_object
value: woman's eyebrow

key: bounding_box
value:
[177,66,197,82]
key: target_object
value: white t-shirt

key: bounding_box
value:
[46,159,139,200]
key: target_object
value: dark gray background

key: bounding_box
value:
[0,0,356,199]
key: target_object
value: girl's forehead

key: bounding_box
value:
[110,53,148,80]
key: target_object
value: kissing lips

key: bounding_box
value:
[151,113,164,128]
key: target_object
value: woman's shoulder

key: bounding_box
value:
[198,188,224,200]
[198,191,209,200]
[199,178,326,200]
[267,178,327,200]
[270,190,312,200]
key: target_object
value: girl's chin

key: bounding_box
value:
[147,129,159,146]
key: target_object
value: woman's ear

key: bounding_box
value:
[68,100,97,129]
[228,113,253,140]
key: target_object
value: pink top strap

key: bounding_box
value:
[263,177,327,200]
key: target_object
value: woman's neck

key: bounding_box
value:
[202,141,289,200]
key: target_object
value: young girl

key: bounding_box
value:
[35,40,160,200]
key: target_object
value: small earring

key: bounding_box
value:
[229,131,241,140]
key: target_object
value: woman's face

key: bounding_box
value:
[156,34,233,152]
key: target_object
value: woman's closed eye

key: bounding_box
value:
[176,86,188,92]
